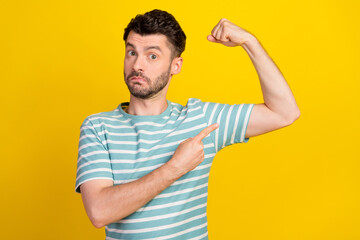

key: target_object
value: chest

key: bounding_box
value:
[105,120,215,183]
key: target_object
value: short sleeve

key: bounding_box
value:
[75,117,113,193]
[200,100,254,152]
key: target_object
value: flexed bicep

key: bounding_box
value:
[245,103,296,138]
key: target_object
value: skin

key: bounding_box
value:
[121,31,183,116]
[207,18,300,137]
[80,18,300,228]
[123,33,173,100]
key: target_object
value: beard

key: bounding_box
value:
[124,65,171,99]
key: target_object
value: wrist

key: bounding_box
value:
[240,33,258,47]
[160,161,184,182]
[240,34,266,59]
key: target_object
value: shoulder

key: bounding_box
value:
[80,106,123,128]
[185,98,204,108]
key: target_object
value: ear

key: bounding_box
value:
[171,57,183,75]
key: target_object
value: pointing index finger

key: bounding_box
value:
[194,123,219,142]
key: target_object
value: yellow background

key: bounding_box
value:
[1,0,359,239]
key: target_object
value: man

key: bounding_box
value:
[75,9,300,239]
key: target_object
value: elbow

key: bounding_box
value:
[88,205,125,229]
[280,107,300,127]
[293,108,301,121]
[88,206,108,229]
[91,219,106,229]
[285,108,301,125]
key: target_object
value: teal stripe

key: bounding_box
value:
[106,215,207,239]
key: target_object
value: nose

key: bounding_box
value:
[133,56,145,73]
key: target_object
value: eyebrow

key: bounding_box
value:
[126,42,163,53]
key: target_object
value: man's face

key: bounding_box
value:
[124,31,178,99]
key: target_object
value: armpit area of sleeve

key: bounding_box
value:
[75,169,113,193]
[241,103,255,143]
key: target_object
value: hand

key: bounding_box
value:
[207,18,253,47]
[167,123,219,177]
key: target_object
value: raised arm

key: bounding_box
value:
[208,18,300,138]
[80,123,218,228]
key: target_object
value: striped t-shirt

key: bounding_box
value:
[75,98,254,240]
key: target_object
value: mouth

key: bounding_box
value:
[130,76,146,82]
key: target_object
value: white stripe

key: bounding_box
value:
[76,159,111,174]
[208,103,219,126]
[80,125,94,131]
[193,162,212,171]
[106,236,120,240]
[167,123,206,137]
[222,105,234,148]
[105,138,159,145]
[76,168,112,182]
[106,212,207,234]
[92,118,177,128]
[137,193,207,211]
[183,113,203,123]
[112,163,164,174]
[155,183,208,199]
[188,231,208,240]
[203,102,209,114]
[78,142,103,152]
[109,140,182,154]
[231,104,244,144]
[75,177,113,192]
[119,202,207,223]
[142,222,207,240]
[114,171,210,185]
[103,131,212,147]
[87,116,131,124]
[110,151,174,164]
[187,106,201,113]
[187,99,201,106]
[240,104,253,142]
[107,128,173,136]
[96,122,206,138]
[79,134,97,142]
[108,140,212,155]
[85,114,131,124]
[104,139,140,145]
[172,172,210,186]
[215,107,225,152]
[110,113,126,118]
[111,161,212,175]
[77,150,108,163]
[172,107,181,113]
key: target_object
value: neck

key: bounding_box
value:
[126,94,168,116]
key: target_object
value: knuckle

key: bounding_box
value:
[220,18,228,25]
[222,22,230,29]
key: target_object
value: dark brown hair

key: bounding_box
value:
[123,9,186,58]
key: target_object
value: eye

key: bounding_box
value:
[128,50,136,56]
[149,54,157,60]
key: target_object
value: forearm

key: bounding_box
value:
[90,162,181,228]
[241,34,300,121]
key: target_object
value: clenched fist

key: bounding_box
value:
[207,18,254,47]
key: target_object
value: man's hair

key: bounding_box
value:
[123,9,186,58]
